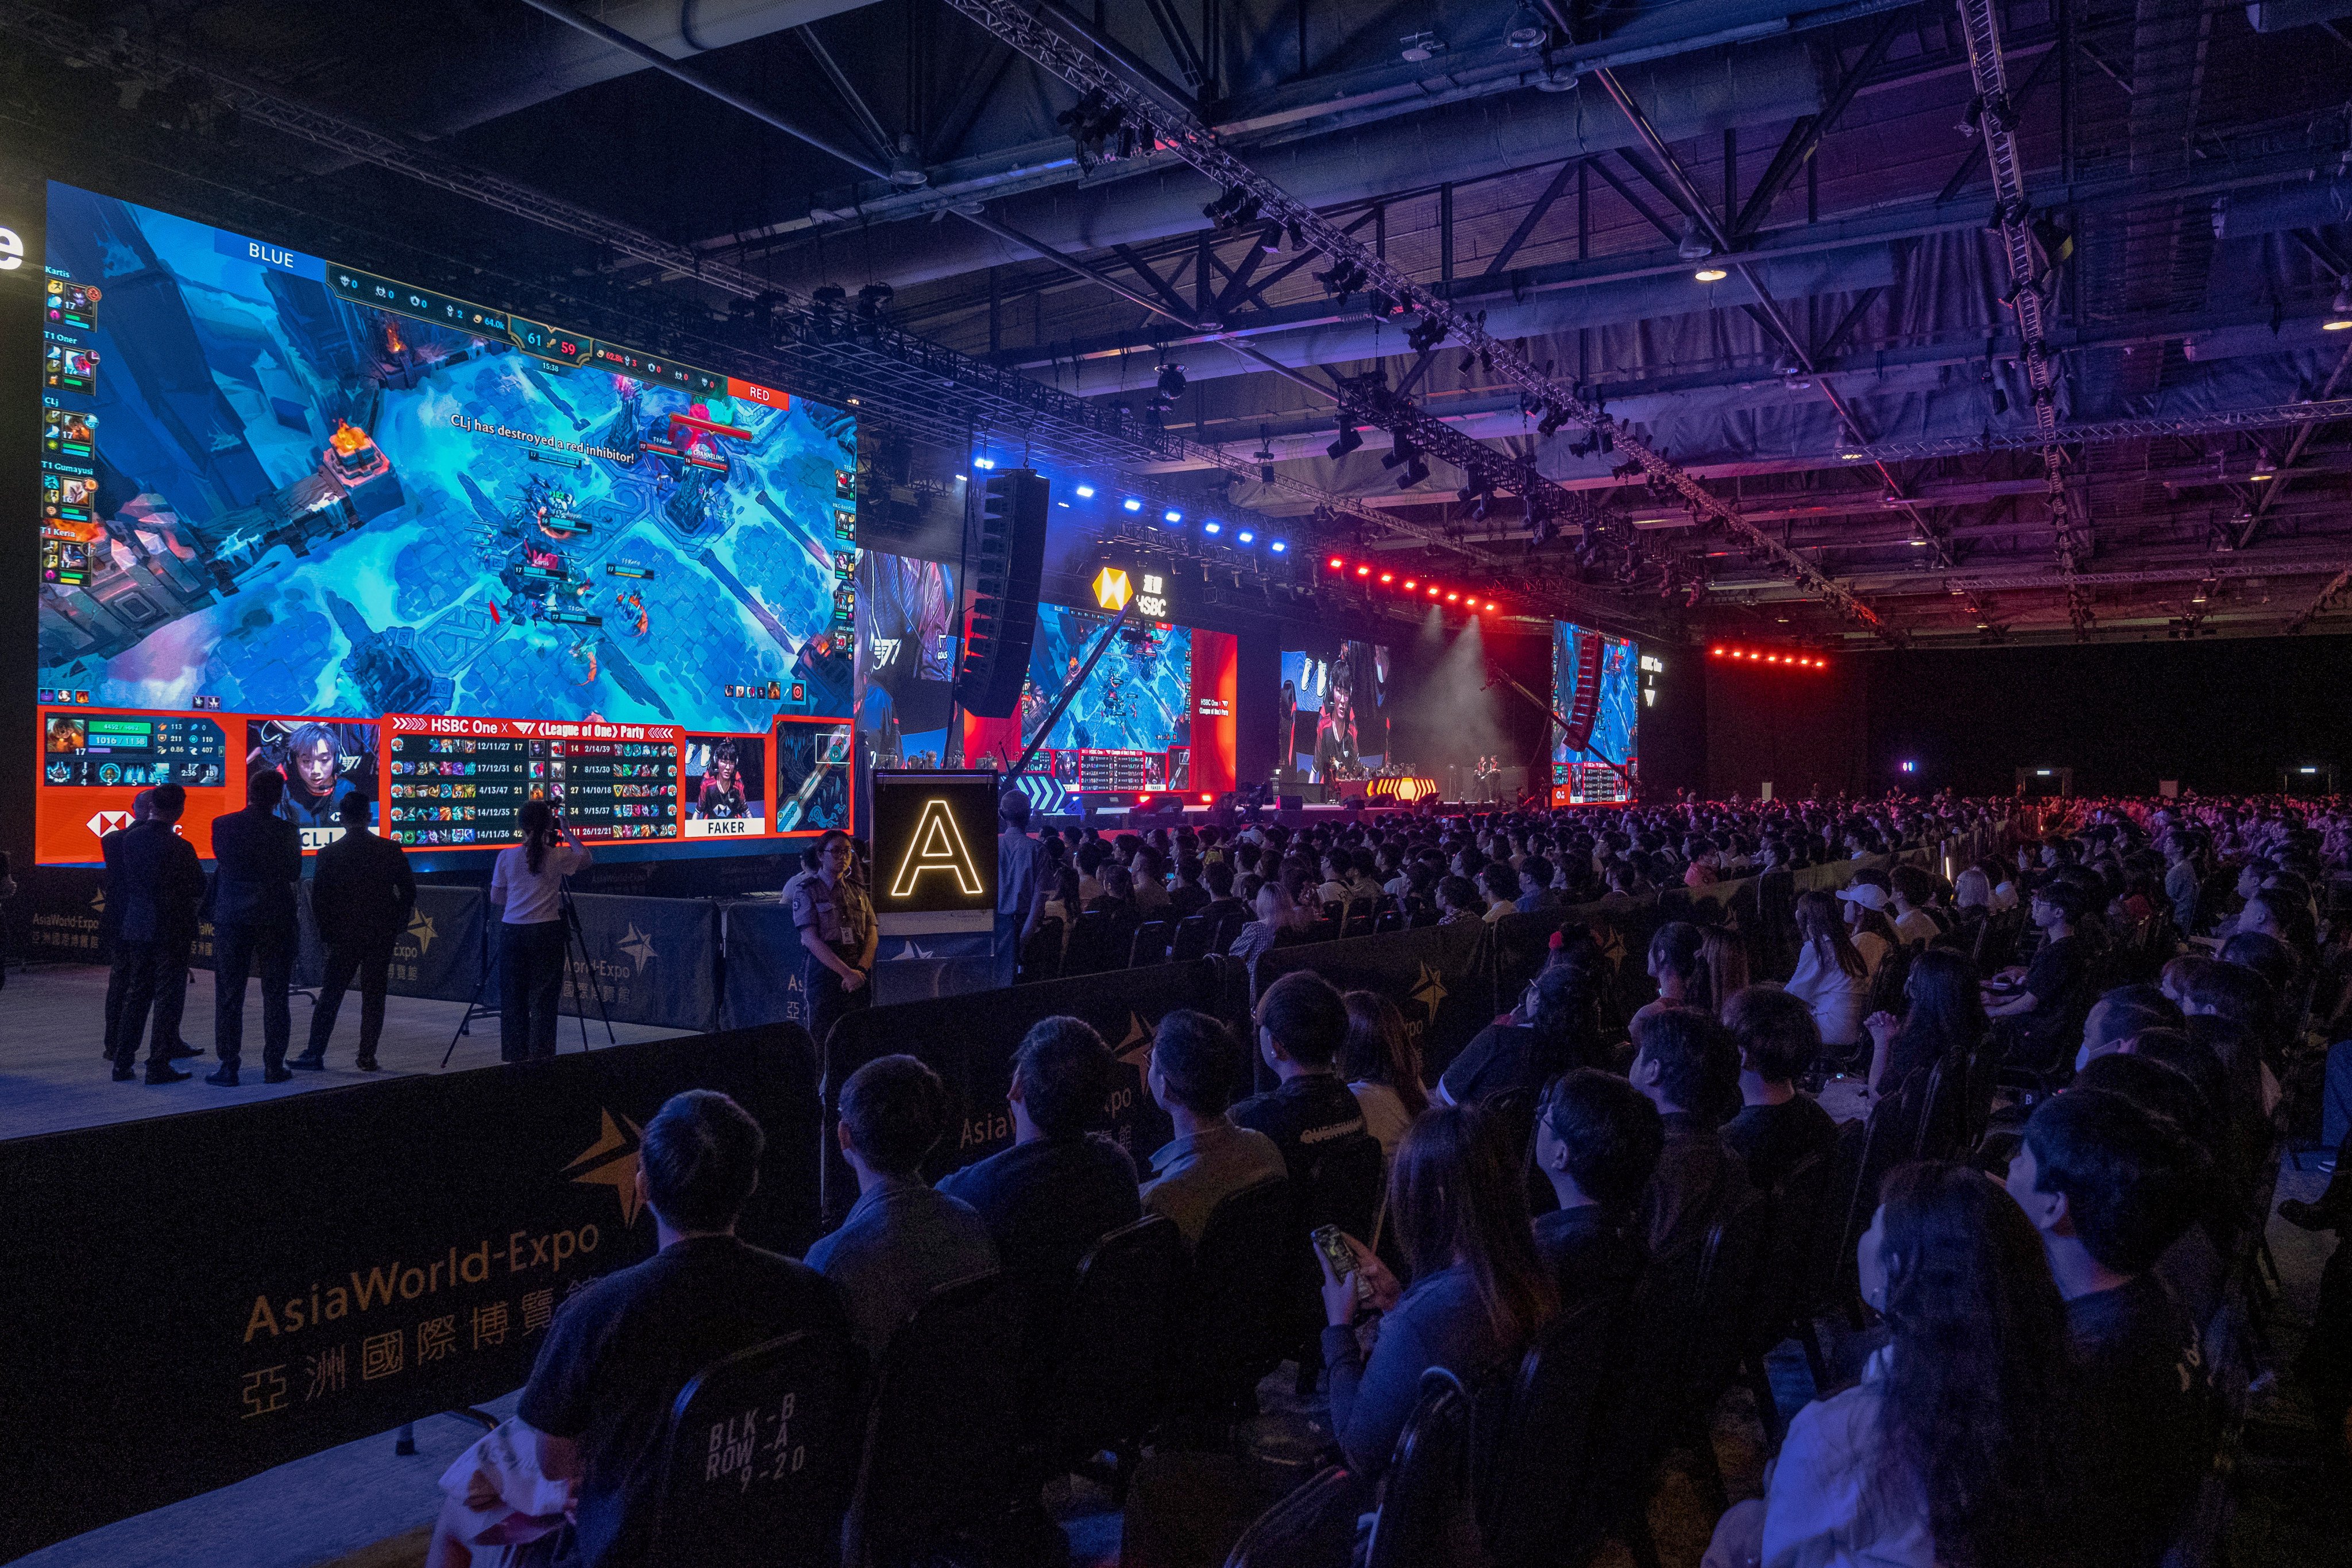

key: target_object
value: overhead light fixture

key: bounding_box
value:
[1400,456,1430,488]
[1075,484,1095,497]
[889,132,928,188]
[1676,215,1714,264]
[1270,539,1288,553]
[1156,362,1187,403]
[2333,275,2352,316]
[972,455,996,470]
[1202,520,1222,535]
[1505,2,1548,47]
[1400,30,1446,61]
[1327,423,1363,460]
[1163,508,1183,523]
[1237,529,1255,543]
[1356,564,1372,577]
[1694,267,1728,283]
[1123,497,1143,511]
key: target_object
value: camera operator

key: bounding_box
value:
[489,800,592,1061]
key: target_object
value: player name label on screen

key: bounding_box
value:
[384,715,681,848]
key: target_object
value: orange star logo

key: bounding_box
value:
[566,1110,648,1226]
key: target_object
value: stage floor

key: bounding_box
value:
[0,964,693,1144]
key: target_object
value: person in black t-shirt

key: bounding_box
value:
[1230,970,1370,1185]
[1987,883,2091,1067]
[1628,1009,1749,1256]
[937,1017,1141,1406]
[1439,959,1602,1107]
[1531,1068,1659,1316]
[2006,1087,2212,1568]
[1720,986,1839,1195]
[428,1090,853,1568]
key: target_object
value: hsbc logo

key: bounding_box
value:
[86,810,134,839]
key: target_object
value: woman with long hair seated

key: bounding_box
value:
[1784,889,1876,1064]
[1226,876,1306,967]
[1316,1103,1555,1479]
[1341,990,1428,1162]
[1633,920,1713,1025]
[1861,947,1988,1105]
[1702,1160,2083,1568]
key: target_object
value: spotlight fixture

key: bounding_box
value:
[1122,497,1143,511]
[972,455,996,470]
[889,132,928,188]
[1156,362,1187,403]
[1505,2,1548,48]
[1676,215,1714,264]
[1327,423,1364,461]
[856,281,894,320]
[1260,221,1285,253]
[1075,484,1096,497]
[1400,456,1430,488]
[2328,275,2352,329]
[1315,258,1369,296]
[1694,267,1728,283]
[1328,556,1346,569]
[1356,564,1372,577]
[1237,529,1256,544]
[1381,430,1415,469]
[1270,540,1288,553]
[1400,30,1446,61]
[1202,520,1222,534]
[1405,315,1447,353]
[1537,404,1567,438]
[1163,508,1183,523]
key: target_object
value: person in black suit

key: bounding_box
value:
[206,769,304,1086]
[107,784,208,1083]
[100,787,152,1061]
[296,791,413,1072]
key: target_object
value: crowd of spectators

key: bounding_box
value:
[426,789,2350,1568]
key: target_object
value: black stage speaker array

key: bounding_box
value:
[956,468,1050,718]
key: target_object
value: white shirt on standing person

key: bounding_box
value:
[490,820,591,924]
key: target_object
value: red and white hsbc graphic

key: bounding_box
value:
[384,714,683,849]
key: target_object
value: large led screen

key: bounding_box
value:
[33,181,856,862]
[1277,642,1389,782]
[1026,605,1191,756]
[1551,622,1638,804]
[853,551,958,771]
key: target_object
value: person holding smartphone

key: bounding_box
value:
[489,800,591,1061]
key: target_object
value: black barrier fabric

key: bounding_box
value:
[870,927,998,1006]
[557,893,721,1032]
[393,885,491,1003]
[818,960,1221,1222]
[720,898,808,1032]
[0,1024,821,1561]
[1252,921,1498,1085]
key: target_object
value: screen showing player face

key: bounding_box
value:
[33,181,856,863]
[1551,622,1639,804]
[1278,643,1388,782]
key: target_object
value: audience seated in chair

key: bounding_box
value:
[1704,1161,2085,1568]
[2006,1087,2213,1568]
[1720,986,1840,1196]
[806,1054,998,1362]
[428,1091,852,1568]
[1340,990,1428,1165]
[1315,1102,1555,1480]
[1231,971,1370,1186]
[1140,1009,1287,1248]
[1531,1068,1659,1319]
[1628,1007,1750,1256]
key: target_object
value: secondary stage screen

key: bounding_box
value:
[33,181,856,863]
[853,551,959,771]
[1551,622,1639,805]
[1277,642,1389,783]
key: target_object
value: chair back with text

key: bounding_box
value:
[848,1270,1022,1565]
[646,1329,865,1568]
[1363,1368,1480,1568]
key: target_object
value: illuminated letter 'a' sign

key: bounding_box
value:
[889,799,984,898]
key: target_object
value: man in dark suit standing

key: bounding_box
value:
[296,792,413,1072]
[101,787,152,1062]
[206,769,304,1086]
[108,784,208,1083]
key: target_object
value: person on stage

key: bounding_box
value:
[101,787,153,1063]
[490,800,592,1062]
[106,784,207,1083]
[786,829,875,1046]
[206,769,304,1086]
[298,791,416,1072]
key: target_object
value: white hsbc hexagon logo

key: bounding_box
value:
[86,810,135,839]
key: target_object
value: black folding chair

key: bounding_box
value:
[1740,1149,1839,1444]
[1169,1177,1295,1434]
[644,1329,866,1568]
[1037,1214,1185,1502]
[1374,909,1405,934]
[1129,919,1173,967]
[1675,1185,1772,1510]
[849,1271,1022,1568]
[1170,914,1212,962]
[1362,1368,1479,1568]
[1019,916,1064,983]
[1478,1302,1618,1568]
[1064,910,1118,976]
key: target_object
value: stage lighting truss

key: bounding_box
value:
[929,0,1904,644]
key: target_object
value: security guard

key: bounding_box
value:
[786,829,876,1046]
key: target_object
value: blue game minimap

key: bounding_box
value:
[1023,605,1192,754]
[36,183,855,733]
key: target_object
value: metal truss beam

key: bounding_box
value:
[939,0,1907,643]
[2235,337,2352,549]
[1953,0,2091,631]
[2287,567,2352,633]
[1841,397,2352,462]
